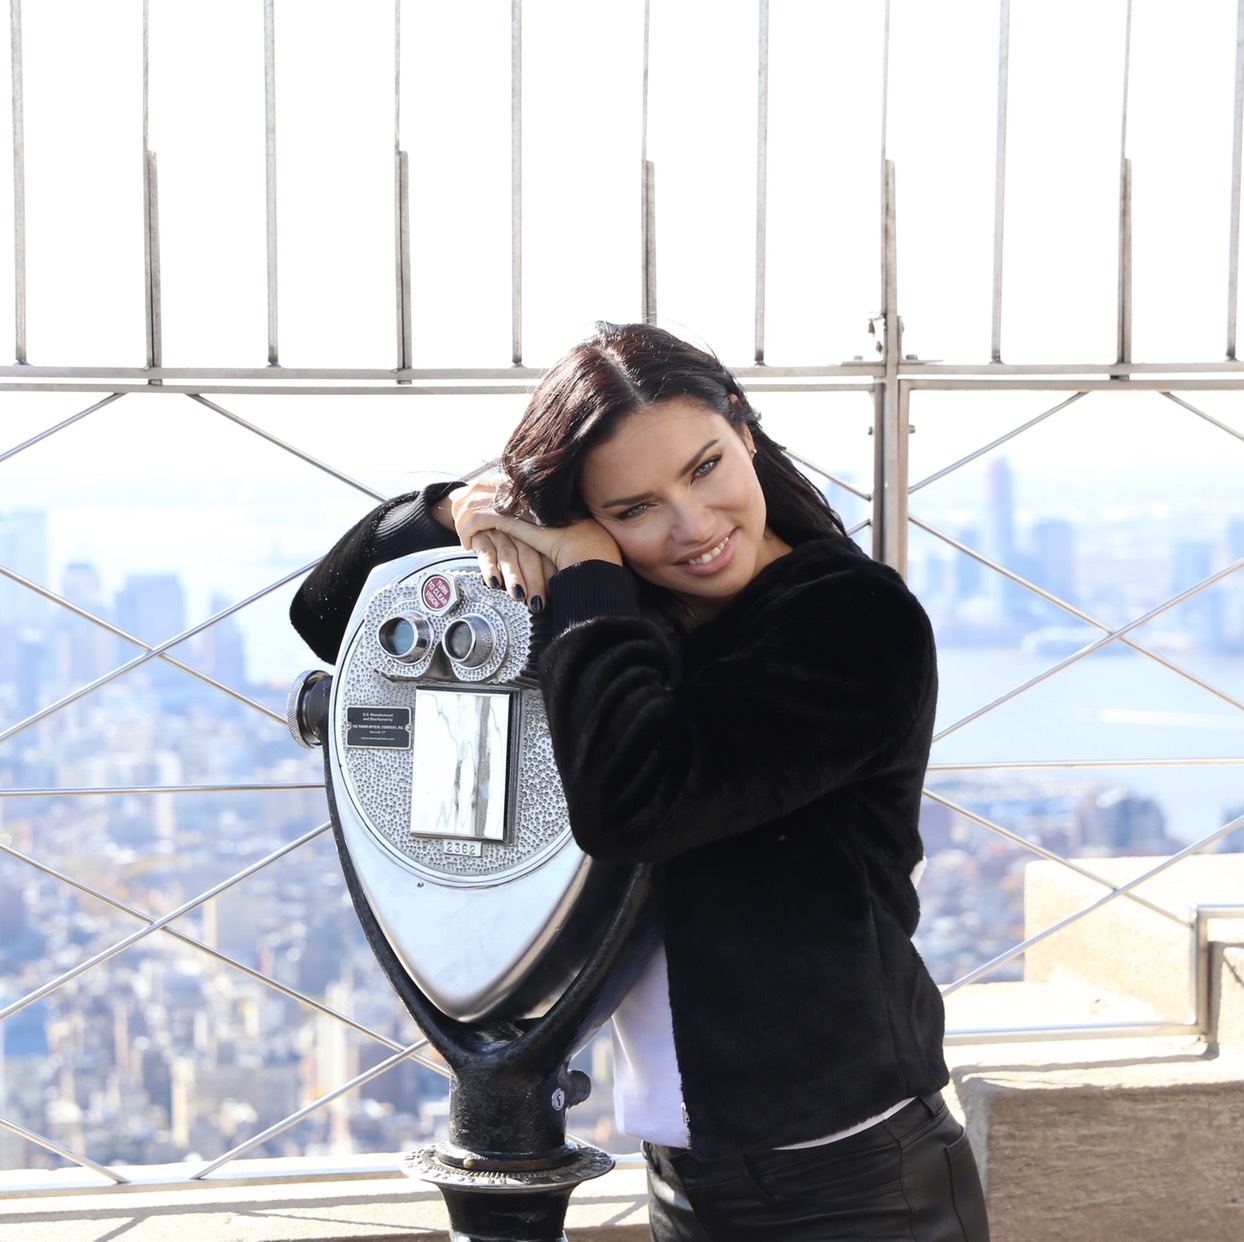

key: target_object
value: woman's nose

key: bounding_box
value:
[671,498,715,544]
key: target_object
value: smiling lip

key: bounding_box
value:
[678,530,737,575]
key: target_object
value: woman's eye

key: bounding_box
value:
[617,502,651,521]
[692,455,722,480]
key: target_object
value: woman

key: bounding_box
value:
[291,322,989,1241]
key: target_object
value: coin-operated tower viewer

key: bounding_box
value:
[288,546,652,1242]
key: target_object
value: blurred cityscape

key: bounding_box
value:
[1,458,1242,1174]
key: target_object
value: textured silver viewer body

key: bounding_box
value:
[327,547,618,1024]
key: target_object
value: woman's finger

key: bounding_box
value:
[487,529,531,603]
[512,539,549,612]
[469,532,504,592]
[454,505,526,552]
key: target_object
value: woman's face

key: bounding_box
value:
[579,397,792,620]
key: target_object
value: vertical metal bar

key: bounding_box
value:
[142,1,161,374]
[142,0,149,161]
[1227,0,1244,359]
[511,0,522,364]
[642,161,657,322]
[641,0,656,323]
[889,381,910,577]
[11,0,25,363]
[396,151,411,375]
[753,0,769,364]
[872,2,895,564]
[874,159,905,574]
[264,0,278,366]
[1117,158,1132,366]
[871,381,886,560]
[1115,0,1133,368]
[990,0,1011,363]
[394,0,411,376]
[144,152,162,371]
[1194,909,1210,1035]
[879,0,891,158]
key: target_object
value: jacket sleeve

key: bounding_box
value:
[539,557,937,863]
[290,482,462,664]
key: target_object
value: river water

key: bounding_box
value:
[931,646,1244,846]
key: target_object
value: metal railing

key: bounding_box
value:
[2,0,1243,1195]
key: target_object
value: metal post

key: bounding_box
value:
[754,0,769,364]
[1115,0,1133,369]
[264,0,278,366]
[1117,157,1133,368]
[143,151,163,373]
[990,0,1011,363]
[394,2,411,375]
[874,159,907,576]
[1227,0,1244,359]
[512,0,523,363]
[11,0,26,363]
[641,0,656,323]
[142,1,161,376]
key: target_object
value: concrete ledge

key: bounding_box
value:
[1024,854,1244,1021]
[0,1160,651,1241]
[951,1046,1244,1242]
[944,853,1244,1242]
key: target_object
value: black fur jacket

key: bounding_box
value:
[290,490,949,1156]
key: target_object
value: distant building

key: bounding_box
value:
[1076,787,1171,854]
[114,572,187,689]
[1209,801,1244,854]
[199,592,248,688]
[0,509,50,626]
[1030,518,1078,604]
[1171,540,1225,651]
[57,561,116,687]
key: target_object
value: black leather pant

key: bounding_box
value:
[642,1094,990,1241]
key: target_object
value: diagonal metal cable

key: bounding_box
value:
[912,515,1244,716]
[0,561,317,744]
[912,522,1244,742]
[0,1115,129,1186]
[929,757,1244,772]
[1162,390,1244,442]
[191,1038,432,1179]
[190,393,387,501]
[909,391,1088,493]
[785,447,873,501]
[921,788,1188,926]
[0,822,330,1023]
[0,836,445,1074]
[0,392,124,465]
[0,563,285,724]
[940,808,1244,996]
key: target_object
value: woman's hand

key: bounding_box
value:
[448,478,622,611]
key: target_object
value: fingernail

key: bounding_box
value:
[512,584,526,601]
[529,595,543,613]
[489,576,502,590]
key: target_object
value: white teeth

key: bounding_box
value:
[686,535,730,566]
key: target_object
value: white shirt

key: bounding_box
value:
[610,857,928,1149]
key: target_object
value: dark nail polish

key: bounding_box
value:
[529,595,543,613]
[489,576,502,590]
[512,584,525,601]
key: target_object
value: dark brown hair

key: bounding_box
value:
[502,322,845,553]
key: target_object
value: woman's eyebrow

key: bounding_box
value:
[599,439,721,509]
